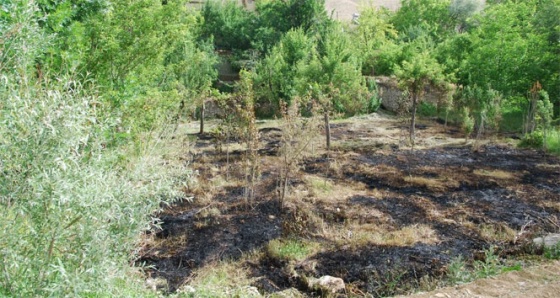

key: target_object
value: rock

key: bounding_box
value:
[145,277,168,292]
[307,275,345,294]
[244,286,261,297]
[179,285,196,294]
[269,287,305,298]
[533,233,560,248]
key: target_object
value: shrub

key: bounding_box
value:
[0,73,183,297]
[0,5,182,296]
[519,131,544,148]
[418,102,438,117]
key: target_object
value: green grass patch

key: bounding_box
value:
[306,176,334,194]
[266,239,320,262]
[545,129,560,156]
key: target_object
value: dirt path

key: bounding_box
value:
[397,260,560,298]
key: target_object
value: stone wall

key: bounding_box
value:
[374,76,450,113]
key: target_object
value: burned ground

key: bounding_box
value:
[137,114,560,296]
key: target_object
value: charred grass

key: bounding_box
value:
[137,116,560,296]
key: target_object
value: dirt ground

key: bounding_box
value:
[137,112,560,297]
[396,260,560,298]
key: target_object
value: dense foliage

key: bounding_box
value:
[1,0,559,295]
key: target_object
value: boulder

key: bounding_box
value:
[145,277,168,292]
[533,233,560,248]
[307,275,345,294]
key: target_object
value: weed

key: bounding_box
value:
[327,223,439,248]
[418,101,438,118]
[447,256,472,284]
[446,246,521,286]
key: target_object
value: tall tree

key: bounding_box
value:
[395,40,446,145]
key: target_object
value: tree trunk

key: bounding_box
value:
[199,100,205,134]
[324,112,331,153]
[410,92,418,147]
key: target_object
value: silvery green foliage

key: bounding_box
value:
[0,2,181,296]
[449,0,485,21]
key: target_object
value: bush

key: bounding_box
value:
[519,131,544,148]
[418,101,438,117]
[367,78,382,113]
[0,5,182,296]
[0,73,183,297]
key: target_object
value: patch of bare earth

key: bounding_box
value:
[396,260,560,298]
[137,112,560,296]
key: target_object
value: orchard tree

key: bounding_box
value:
[395,40,446,145]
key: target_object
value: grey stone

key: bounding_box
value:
[307,275,345,293]
[533,233,560,248]
[145,277,168,292]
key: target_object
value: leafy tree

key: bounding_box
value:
[352,6,398,75]
[299,24,369,115]
[253,28,315,116]
[163,37,219,133]
[456,85,503,139]
[199,0,254,51]
[536,89,554,151]
[395,39,446,145]
[461,0,559,124]
[392,0,454,41]
[448,0,485,32]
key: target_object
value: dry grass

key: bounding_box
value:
[303,174,371,203]
[181,260,261,297]
[138,233,188,259]
[404,176,460,192]
[324,222,440,248]
[478,223,517,243]
[473,169,516,180]
[540,200,560,212]
[536,163,560,170]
